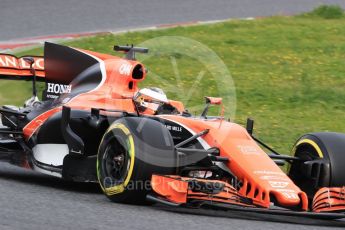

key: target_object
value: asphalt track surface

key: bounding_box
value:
[1,1,345,230]
[1,0,345,40]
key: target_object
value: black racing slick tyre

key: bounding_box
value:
[288,132,345,198]
[97,117,177,204]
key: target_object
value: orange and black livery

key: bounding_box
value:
[0,42,344,220]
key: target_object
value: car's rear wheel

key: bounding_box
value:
[97,117,176,204]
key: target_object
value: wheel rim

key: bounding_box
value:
[103,135,131,187]
[289,147,321,199]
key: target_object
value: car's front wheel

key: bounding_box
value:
[289,132,345,199]
[97,117,176,204]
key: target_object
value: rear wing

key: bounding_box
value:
[0,42,104,101]
[0,54,45,80]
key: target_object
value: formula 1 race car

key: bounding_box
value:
[0,42,344,220]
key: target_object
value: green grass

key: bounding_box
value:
[7,8,345,155]
[300,4,344,19]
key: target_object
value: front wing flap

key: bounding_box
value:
[149,175,345,220]
[313,187,345,213]
[151,175,258,208]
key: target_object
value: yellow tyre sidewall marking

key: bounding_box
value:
[97,123,135,196]
[295,139,324,158]
[288,138,324,172]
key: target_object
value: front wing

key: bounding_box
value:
[148,175,345,220]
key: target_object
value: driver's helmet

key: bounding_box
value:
[133,87,168,114]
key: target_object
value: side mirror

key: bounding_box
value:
[201,96,223,118]
[205,96,222,105]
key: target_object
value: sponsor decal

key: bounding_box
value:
[46,94,58,99]
[268,181,289,188]
[0,55,17,68]
[276,189,299,199]
[119,63,132,76]
[19,57,44,70]
[282,192,299,199]
[47,83,72,94]
[237,145,260,155]
[165,124,182,132]
[44,83,72,100]
[254,170,285,176]
[0,54,44,70]
[259,175,289,181]
[61,97,71,104]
